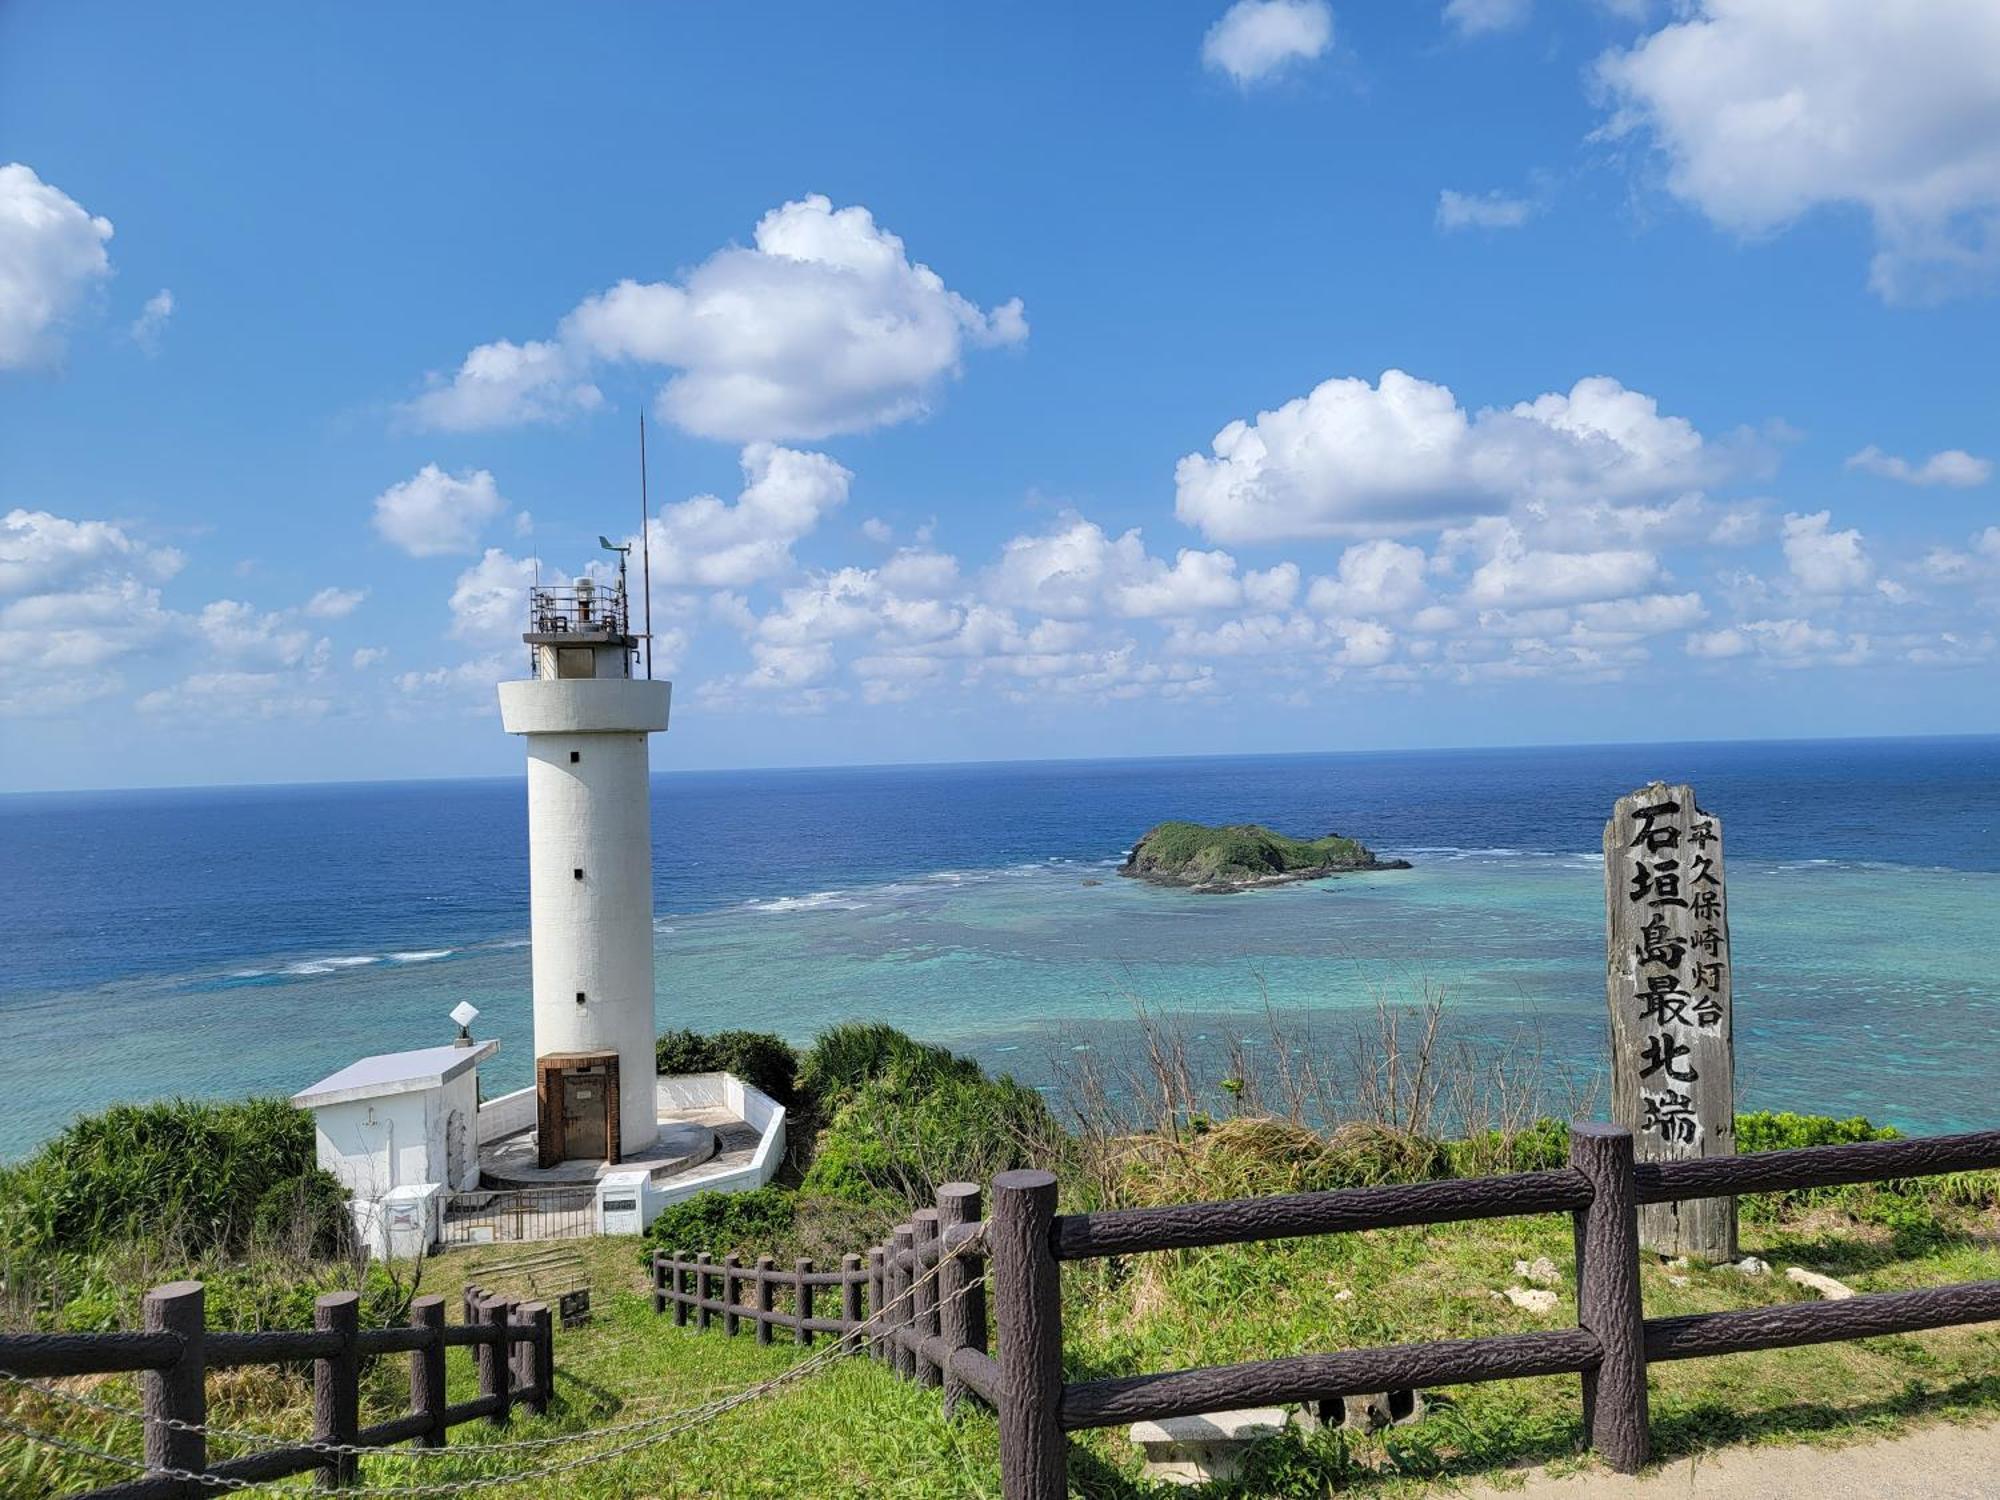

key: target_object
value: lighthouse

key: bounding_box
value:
[498,554,670,1167]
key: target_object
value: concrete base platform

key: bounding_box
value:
[478,1116,718,1189]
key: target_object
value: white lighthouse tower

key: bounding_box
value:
[498,555,670,1167]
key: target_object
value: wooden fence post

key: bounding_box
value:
[512,1303,546,1415]
[141,1280,206,1483]
[1571,1122,1650,1473]
[890,1225,914,1377]
[992,1170,1065,1500]
[462,1283,482,1326]
[723,1255,742,1336]
[672,1254,691,1328]
[651,1251,669,1315]
[695,1253,714,1332]
[313,1290,360,1489]
[796,1258,815,1347]
[476,1295,510,1426]
[841,1253,864,1355]
[912,1208,941,1388]
[937,1182,984,1415]
[755,1256,776,1345]
[533,1302,555,1412]
[408,1294,447,1449]
[868,1248,887,1363]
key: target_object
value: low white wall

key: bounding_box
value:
[655,1071,727,1113]
[637,1072,787,1227]
[476,1086,537,1144]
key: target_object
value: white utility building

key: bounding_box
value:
[497,566,671,1165]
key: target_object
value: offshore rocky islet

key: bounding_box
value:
[1117,820,1412,893]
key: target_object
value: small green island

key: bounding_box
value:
[1118,819,1411,893]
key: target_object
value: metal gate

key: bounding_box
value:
[441,1186,595,1245]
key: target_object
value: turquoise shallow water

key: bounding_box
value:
[4,850,1993,1154]
[3,739,1996,1155]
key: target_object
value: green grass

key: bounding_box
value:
[7,1082,1997,1497]
[15,1201,1996,1499]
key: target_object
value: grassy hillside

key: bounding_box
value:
[14,1201,2000,1500]
[7,1029,1998,1497]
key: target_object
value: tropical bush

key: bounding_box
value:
[794,1021,980,1108]
[0,1096,324,1262]
[654,1029,800,1106]
[800,1066,1061,1207]
[1736,1110,1901,1152]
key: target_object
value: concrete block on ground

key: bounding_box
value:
[1129,1407,1289,1486]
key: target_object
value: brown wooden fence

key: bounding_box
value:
[650,1179,1001,1412]
[661,1122,2000,1500]
[1,1280,554,1499]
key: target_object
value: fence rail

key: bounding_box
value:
[657,1121,2000,1499]
[2,1280,556,1499]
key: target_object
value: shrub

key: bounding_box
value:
[655,1029,800,1106]
[1729,1111,1990,1225]
[1444,1116,1570,1177]
[251,1168,352,1259]
[1119,1117,1448,1208]
[800,1068,1061,1207]
[796,1022,980,1108]
[643,1187,798,1260]
[2,1096,319,1262]
[1736,1111,1901,1153]
[640,1187,904,1265]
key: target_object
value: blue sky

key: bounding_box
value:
[2,0,1996,791]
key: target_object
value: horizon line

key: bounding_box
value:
[3,728,1994,801]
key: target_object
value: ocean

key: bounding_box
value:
[2,736,1996,1159]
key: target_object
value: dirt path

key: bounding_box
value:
[1449,1420,2000,1499]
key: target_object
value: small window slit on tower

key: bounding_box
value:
[573,867,584,880]
[575,990,587,1005]
[570,750,580,764]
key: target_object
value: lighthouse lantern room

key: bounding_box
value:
[497,553,671,1166]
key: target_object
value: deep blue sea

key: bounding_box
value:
[2,737,1996,1158]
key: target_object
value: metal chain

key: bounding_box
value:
[0,1233,983,1482]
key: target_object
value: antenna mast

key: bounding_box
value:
[638,411,654,679]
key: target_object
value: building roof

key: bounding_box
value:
[292,1039,499,1109]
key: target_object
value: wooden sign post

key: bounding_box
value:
[1604,781,1737,1262]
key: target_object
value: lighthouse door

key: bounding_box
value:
[560,1069,609,1162]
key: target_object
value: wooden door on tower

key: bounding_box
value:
[560,1068,608,1162]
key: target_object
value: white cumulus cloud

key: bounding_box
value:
[1781,510,1873,594]
[1596,0,2000,301]
[1845,445,1992,488]
[0,164,114,369]
[644,444,850,588]
[410,196,1024,443]
[1306,539,1431,615]
[447,550,541,646]
[403,339,601,432]
[303,586,367,619]
[1464,536,1660,610]
[1202,0,1334,86]
[372,465,508,558]
[1175,369,1713,542]
[0,508,183,596]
